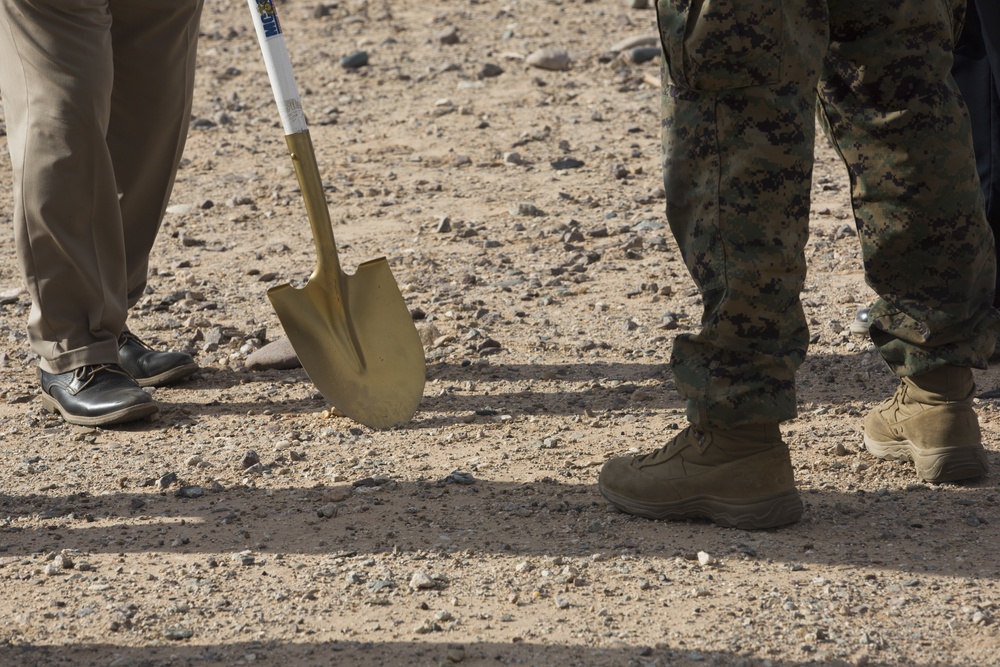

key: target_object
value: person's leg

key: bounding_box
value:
[818,0,995,482]
[600,0,829,529]
[0,0,158,425]
[657,1,828,430]
[106,0,203,387]
[0,0,125,372]
[976,0,1000,235]
[953,0,1000,307]
[107,0,203,307]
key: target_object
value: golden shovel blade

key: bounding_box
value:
[267,258,426,429]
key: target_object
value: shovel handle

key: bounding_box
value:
[247,0,341,278]
[247,0,306,134]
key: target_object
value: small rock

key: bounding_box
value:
[511,203,544,217]
[478,62,504,79]
[445,644,467,662]
[526,48,571,71]
[436,26,460,45]
[503,151,523,165]
[444,471,476,485]
[175,485,204,499]
[156,472,178,489]
[241,450,260,470]
[551,157,584,170]
[245,337,301,371]
[610,35,659,53]
[163,626,194,640]
[410,571,436,590]
[627,45,660,64]
[417,322,442,350]
[317,503,338,518]
[340,51,369,68]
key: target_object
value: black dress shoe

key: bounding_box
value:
[118,329,198,387]
[40,364,158,426]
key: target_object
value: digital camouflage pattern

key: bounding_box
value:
[657,0,999,428]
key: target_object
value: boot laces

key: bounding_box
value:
[635,425,705,464]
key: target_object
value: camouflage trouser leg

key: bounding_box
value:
[819,1,998,376]
[657,0,998,429]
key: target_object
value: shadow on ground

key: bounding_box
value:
[2,473,996,580]
[0,639,979,667]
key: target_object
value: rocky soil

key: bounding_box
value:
[0,1,998,666]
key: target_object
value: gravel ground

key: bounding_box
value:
[1,1,998,666]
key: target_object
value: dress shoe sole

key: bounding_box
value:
[132,362,199,388]
[864,434,989,483]
[599,486,803,530]
[41,393,159,427]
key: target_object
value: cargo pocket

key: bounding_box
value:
[658,0,784,91]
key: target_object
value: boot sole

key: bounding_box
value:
[41,393,159,427]
[133,362,199,388]
[599,486,803,530]
[863,434,989,483]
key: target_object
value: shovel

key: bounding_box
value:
[247,0,425,428]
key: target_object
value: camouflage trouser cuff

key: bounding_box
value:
[671,335,799,429]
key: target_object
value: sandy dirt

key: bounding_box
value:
[1,1,998,666]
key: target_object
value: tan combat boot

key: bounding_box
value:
[864,365,988,483]
[598,424,803,530]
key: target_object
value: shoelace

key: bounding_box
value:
[72,363,128,388]
[634,425,703,464]
[119,330,152,351]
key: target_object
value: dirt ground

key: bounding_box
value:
[1,1,999,666]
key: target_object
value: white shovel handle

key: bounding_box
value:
[247,0,307,135]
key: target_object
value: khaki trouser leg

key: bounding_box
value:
[108,0,203,308]
[0,0,202,374]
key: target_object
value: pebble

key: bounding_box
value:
[163,626,194,640]
[417,323,442,350]
[478,63,504,79]
[610,35,658,53]
[165,204,196,216]
[410,571,437,590]
[503,151,523,165]
[245,337,301,370]
[445,644,466,662]
[241,450,260,470]
[156,472,178,489]
[444,471,476,485]
[526,48,571,71]
[340,51,369,68]
[627,45,661,64]
[175,485,205,499]
[317,503,338,518]
[436,26,460,45]
[511,203,544,217]
[551,157,584,170]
